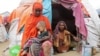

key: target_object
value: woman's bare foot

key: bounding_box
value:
[21,50,27,56]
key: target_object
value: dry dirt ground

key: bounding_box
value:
[0,41,100,56]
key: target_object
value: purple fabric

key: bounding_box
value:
[58,0,87,38]
[24,38,33,48]
[54,21,67,37]
[24,38,41,48]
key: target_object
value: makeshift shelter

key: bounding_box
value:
[7,1,76,54]
[52,0,100,48]
[7,0,100,52]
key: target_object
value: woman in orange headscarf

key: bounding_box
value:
[19,2,52,56]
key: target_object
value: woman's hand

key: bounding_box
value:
[73,37,80,41]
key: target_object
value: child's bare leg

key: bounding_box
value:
[42,41,52,56]
[21,50,27,56]
[30,44,36,56]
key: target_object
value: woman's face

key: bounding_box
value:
[59,22,65,30]
[33,8,42,17]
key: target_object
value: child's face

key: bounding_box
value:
[38,26,45,32]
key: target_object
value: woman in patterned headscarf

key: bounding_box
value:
[53,21,71,53]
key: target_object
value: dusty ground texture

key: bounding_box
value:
[0,41,100,56]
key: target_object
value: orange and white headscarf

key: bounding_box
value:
[32,2,43,11]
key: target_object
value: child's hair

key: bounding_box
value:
[36,21,46,35]
[36,21,46,28]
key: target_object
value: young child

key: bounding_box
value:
[21,21,51,56]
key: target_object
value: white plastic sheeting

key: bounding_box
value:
[19,0,37,5]
[8,18,23,48]
[82,0,100,47]
[84,18,99,47]
[0,24,7,42]
[88,0,100,10]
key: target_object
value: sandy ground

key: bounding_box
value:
[0,41,100,56]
